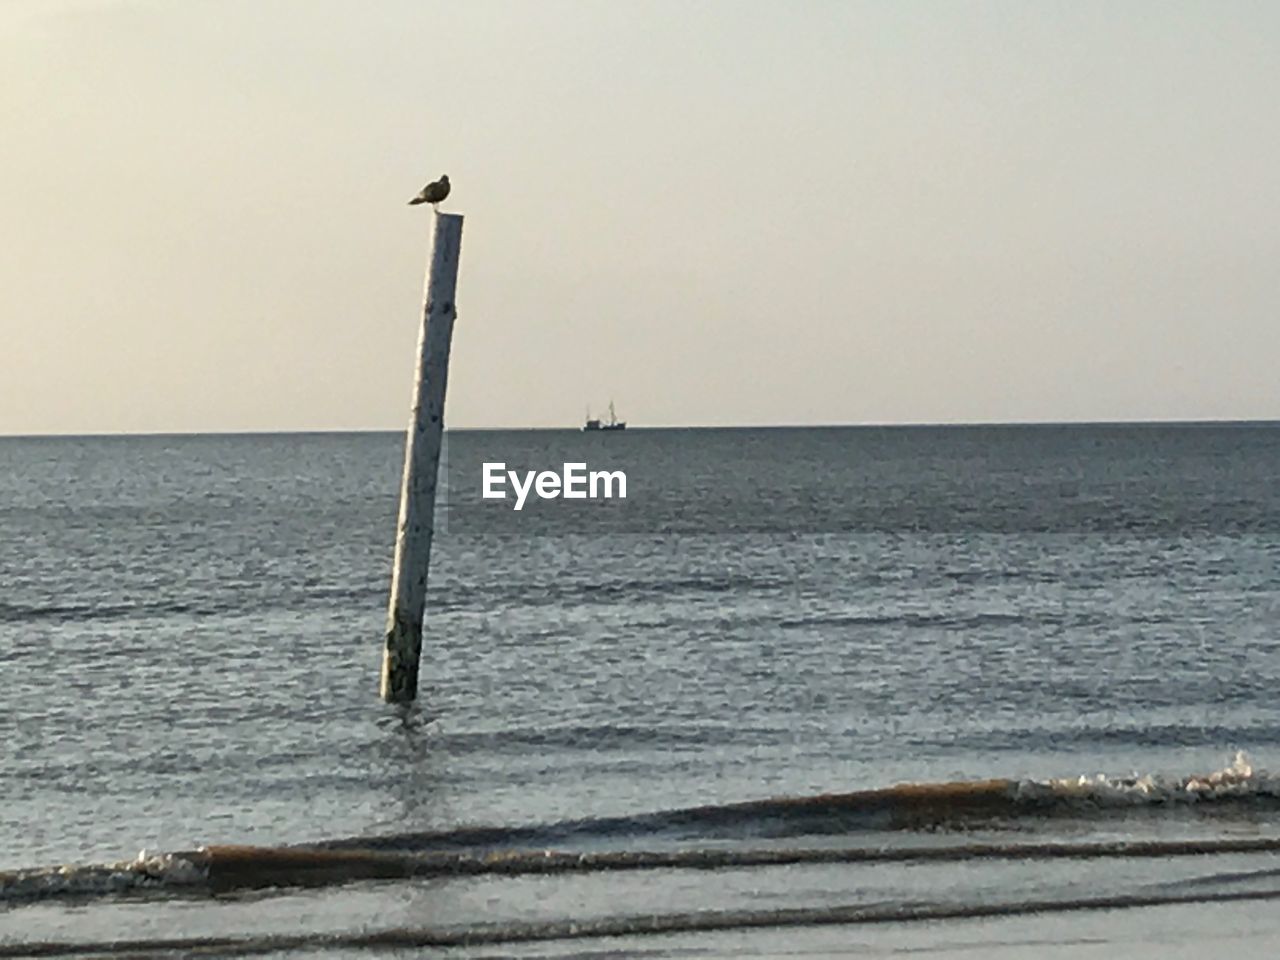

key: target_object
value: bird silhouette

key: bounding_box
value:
[408,174,450,210]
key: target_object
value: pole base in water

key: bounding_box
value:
[381,616,423,703]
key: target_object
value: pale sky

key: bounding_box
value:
[2,0,1278,434]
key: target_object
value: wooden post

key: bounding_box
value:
[382,212,464,703]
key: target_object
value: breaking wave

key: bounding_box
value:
[5,753,1278,906]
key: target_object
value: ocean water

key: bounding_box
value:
[3,424,1280,957]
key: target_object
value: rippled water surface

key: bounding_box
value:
[3,425,1280,956]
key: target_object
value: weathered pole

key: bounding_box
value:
[382,211,464,702]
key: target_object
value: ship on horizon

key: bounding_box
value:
[584,401,626,432]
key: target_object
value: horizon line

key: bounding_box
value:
[3,416,1280,440]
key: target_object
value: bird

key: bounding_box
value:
[408,174,450,210]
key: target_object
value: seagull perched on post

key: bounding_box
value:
[408,174,450,210]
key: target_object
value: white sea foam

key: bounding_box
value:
[1017,751,1280,807]
[0,849,207,901]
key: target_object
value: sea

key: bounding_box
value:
[4,424,1280,958]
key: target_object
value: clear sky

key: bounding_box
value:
[2,0,1278,434]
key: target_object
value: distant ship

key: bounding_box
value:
[583,401,626,432]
